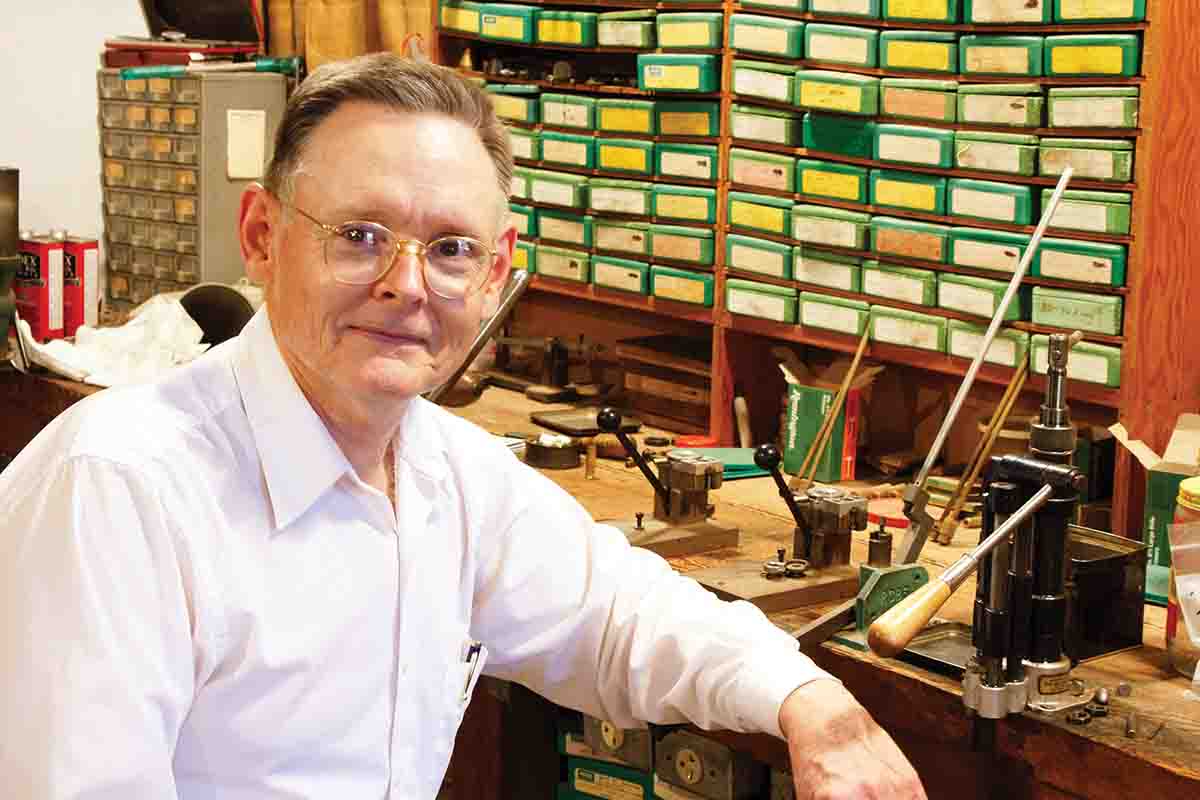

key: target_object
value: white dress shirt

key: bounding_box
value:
[0,308,834,798]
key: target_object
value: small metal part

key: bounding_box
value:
[1117,682,1132,697]
[762,559,786,579]
[1071,678,1087,697]
[645,436,672,447]
[1066,709,1091,726]
[675,748,704,785]
[868,521,893,568]
[1084,702,1108,718]
[1093,687,1110,706]
[1125,713,1138,739]
[600,722,624,750]
[657,730,767,800]
[783,559,809,578]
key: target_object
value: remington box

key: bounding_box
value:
[589,178,651,216]
[1034,237,1127,287]
[541,131,596,169]
[870,169,948,215]
[509,203,537,237]
[729,14,805,59]
[730,191,794,235]
[879,78,958,123]
[1044,188,1131,235]
[795,70,880,116]
[639,54,721,93]
[878,31,958,74]
[649,224,715,265]
[783,367,865,482]
[938,272,1027,320]
[949,226,1029,273]
[657,143,719,182]
[657,12,723,50]
[479,3,538,43]
[596,138,654,175]
[567,758,652,800]
[810,0,881,18]
[439,0,481,33]
[726,278,799,323]
[743,0,806,9]
[727,234,794,278]
[872,216,950,262]
[947,320,1030,368]
[796,159,869,203]
[1030,286,1124,335]
[800,291,871,336]
[512,239,536,272]
[1054,0,1146,23]
[804,24,880,68]
[1047,87,1139,129]
[862,260,937,306]
[536,10,598,47]
[870,304,947,352]
[955,131,1039,176]
[596,98,656,135]
[650,265,715,306]
[536,245,591,282]
[732,104,802,145]
[1044,35,1141,78]
[733,60,797,103]
[959,35,1045,77]
[653,184,717,223]
[804,113,877,159]
[958,84,1045,128]
[883,0,959,22]
[657,101,720,136]
[597,10,656,49]
[593,255,650,294]
[730,148,796,193]
[795,248,863,292]
[487,84,539,123]
[964,0,1051,23]
[508,127,540,161]
[949,178,1034,225]
[875,124,955,169]
[537,210,594,248]
[530,170,589,209]
[595,220,650,255]
[1031,333,1122,386]
[793,205,871,250]
[509,166,533,199]
[541,93,595,130]
[1039,138,1133,183]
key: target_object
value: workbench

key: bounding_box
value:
[2,368,1197,800]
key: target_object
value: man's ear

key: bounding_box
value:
[480,224,517,317]
[240,183,278,285]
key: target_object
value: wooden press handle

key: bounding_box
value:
[867,579,952,658]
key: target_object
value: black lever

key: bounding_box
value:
[754,444,806,527]
[597,407,669,504]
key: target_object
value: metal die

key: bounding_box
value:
[581,715,653,772]
[656,729,767,800]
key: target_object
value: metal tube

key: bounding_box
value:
[0,167,17,257]
[943,484,1054,592]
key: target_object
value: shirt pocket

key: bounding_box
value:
[442,638,488,737]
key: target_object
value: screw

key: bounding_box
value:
[1125,714,1138,739]
[635,512,644,530]
[1093,687,1110,706]
[777,548,786,562]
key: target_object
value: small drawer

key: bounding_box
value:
[128,192,153,219]
[147,77,173,103]
[122,78,148,101]
[102,131,129,158]
[174,168,198,194]
[131,248,157,276]
[128,163,155,190]
[103,159,128,188]
[153,251,177,279]
[100,101,127,129]
[105,189,132,216]
[150,193,175,221]
[108,242,132,269]
[176,255,199,284]
[107,270,132,301]
[127,134,151,160]
[125,103,150,130]
[131,276,156,304]
[173,106,199,134]
[97,71,124,99]
[151,165,175,191]
[106,216,132,244]
[128,220,152,248]
[173,196,197,224]
[148,135,174,161]
[174,77,200,103]
[173,137,198,164]
[149,105,173,132]
[175,225,198,254]
[151,222,176,251]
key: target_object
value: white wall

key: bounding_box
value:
[0,1,149,237]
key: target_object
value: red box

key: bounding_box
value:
[63,236,100,337]
[16,234,65,342]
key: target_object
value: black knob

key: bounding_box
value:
[597,407,621,433]
[754,443,782,471]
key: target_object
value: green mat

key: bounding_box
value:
[675,448,770,480]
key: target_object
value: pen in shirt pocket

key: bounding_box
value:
[461,640,487,702]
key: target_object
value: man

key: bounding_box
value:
[0,55,924,798]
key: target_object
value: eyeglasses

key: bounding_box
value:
[278,198,497,300]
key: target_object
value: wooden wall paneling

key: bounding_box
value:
[709,4,738,445]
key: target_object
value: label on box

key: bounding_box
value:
[732,201,786,232]
[545,139,590,165]
[1037,346,1111,383]
[889,0,949,18]
[1051,200,1109,232]
[482,15,525,39]
[661,151,713,179]
[442,7,479,30]
[1040,249,1114,284]
[511,181,527,203]
[957,141,1022,173]
[1060,0,1134,18]
[813,0,874,12]
[875,315,940,349]
[865,270,927,304]
[734,26,791,54]
[595,262,644,292]
[544,101,590,127]
[1042,148,1116,180]
[654,274,707,303]
[735,69,793,101]
[597,226,646,252]
[964,46,1030,74]
[540,217,586,244]
[951,187,1018,221]
[969,0,1047,22]
[794,217,859,248]
[796,255,855,290]
[963,94,1032,125]
[660,111,710,136]
[878,134,943,165]
[49,250,64,329]
[592,187,648,214]
[875,179,938,211]
[539,252,586,279]
[951,328,1018,365]
[538,20,583,44]
[1052,46,1124,75]
[733,113,788,142]
[600,107,652,132]
[803,300,862,333]
[955,238,1021,271]
[509,132,534,159]
[802,169,862,200]
[599,144,648,172]
[653,775,707,800]
[659,194,709,219]
[532,180,577,206]
[875,227,944,260]
[733,160,790,190]
[644,64,701,91]
[887,41,952,71]
[491,95,529,120]
[729,288,790,320]
[1050,97,1128,127]
[731,244,787,276]
[599,21,647,47]
[808,34,870,64]
[512,247,529,269]
[653,235,703,261]
[800,82,864,113]
[882,88,950,121]
[510,212,530,235]
[661,22,713,47]
[940,282,997,317]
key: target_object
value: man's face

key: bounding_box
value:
[242,102,515,410]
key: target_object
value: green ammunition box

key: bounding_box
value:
[1043,188,1131,235]
[795,70,880,116]
[883,0,959,23]
[512,239,536,272]
[878,31,958,74]
[509,167,533,200]
[1039,137,1134,183]
[733,60,797,104]
[959,35,1045,77]
[537,210,594,248]
[730,14,805,59]
[743,0,806,10]
[727,234,794,278]
[508,127,540,162]
[653,184,717,223]
[529,170,589,209]
[803,113,877,159]
[794,249,863,292]
[1031,334,1122,387]
[596,99,657,136]
[870,169,948,214]
[730,148,796,193]
[730,191,794,235]
[638,54,721,93]
[958,84,1045,128]
[648,224,715,265]
[872,216,950,263]
[595,220,650,255]
[593,255,650,294]
[1033,237,1127,287]
[875,124,955,169]
[800,291,871,336]
[949,226,1029,273]
[726,278,799,323]
[656,101,720,137]
[657,142,719,182]
[588,178,652,216]
[487,84,539,123]
[731,104,802,145]
[536,245,591,282]
[536,10,598,47]
[870,304,947,351]
[508,203,536,237]
[938,272,1027,320]
[540,94,596,130]
[796,159,869,203]
[1044,34,1141,78]
[955,131,1040,176]
[656,12,723,50]
[597,10,656,49]
[1054,0,1146,23]
[879,78,959,123]
[595,138,654,175]
[479,4,538,43]
[541,131,596,169]
[567,758,653,800]
[793,204,872,250]
[439,0,482,34]
[964,0,1052,23]
[810,0,881,19]
[1047,87,1139,129]
[1030,286,1123,335]
[862,260,937,306]
[947,320,1030,367]
[949,179,1034,225]
[805,24,880,68]
[650,265,715,306]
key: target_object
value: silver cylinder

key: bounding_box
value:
[0,167,17,257]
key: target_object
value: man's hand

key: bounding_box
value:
[779,678,926,800]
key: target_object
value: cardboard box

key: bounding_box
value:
[538,210,594,248]
[512,239,536,272]
[726,278,798,323]
[730,148,795,193]
[486,84,539,123]
[1029,286,1123,335]
[657,142,719,182]
[958,83,1045,128]
[810,0,881,18]
[948,226,1029,273]
[595,220,649,255]
[937,272,1028,321]
[796,159,869,203]
[731,104,802,145]
[879,78,959,123]
[479,3,538,43]
[1047,87,1139,129]
[1044,189,1131,236]
[862,260,937,306]
[653,184,717,223]
[805,23,880,68]
[596,98,657,135]
[536,10,598,47]
[440,0,482,33]
[508,129,539,162]
[593,255,650,294]
[730,191,794,235]
[596,137,653,175]
[542,131,596,169]
[870,169,948,214]
[959,35,1045,77]
[1033,237,1127,287]
[781,357,879,481]
[656,12,723,50]
[729,13,806,59]
[637,54,720,92]
[508,203,537,237]
[1044,34,1141,78]
[804,113,877,159]
[530,169,589,209]
[883,0,959,23]
[1054,0,1146,22]
[727,234,794,278]
[733,59,797,103]
[875,124,955,169]
[794,249,863,292]
[597,11,656,49]
[949,178,1034,225]
[870,304,948,352]
[567,757,652,800]
[1039,137,1134,183]
[871,216,950,263]
[800,290,870,336]
[536,245,591,282]
[947,319,1029,368]
[541,93,595,130]
[878,30,958,74]
[656,101,720,136]
[965,0,1052,23]
[796,70,880,116]
[793,205,871,250]
[955,131,1040,176]
[589,178,650,216]
[649,224,715,265]
[650,265,714,306]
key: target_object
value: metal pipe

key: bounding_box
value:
[943,484,1054,592]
